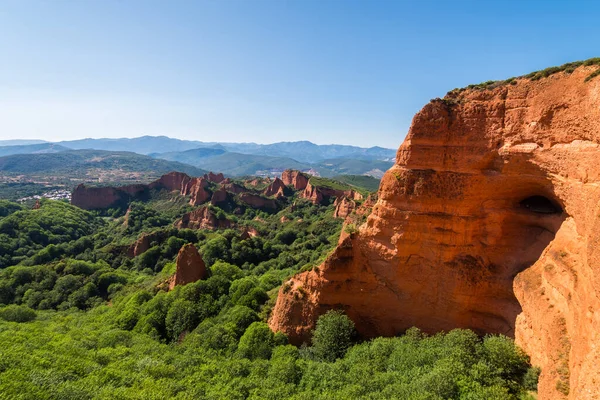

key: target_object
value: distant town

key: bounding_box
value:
[18,189,71,203]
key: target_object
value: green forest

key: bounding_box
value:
[0,179,539,399]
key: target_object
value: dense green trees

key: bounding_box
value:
[0,200,102,267]
[0,304,36,322]
[0,189,541,399]
[311,310,356,362]
[0,313,538,399]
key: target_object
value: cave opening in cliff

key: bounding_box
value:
[519,195,563,214]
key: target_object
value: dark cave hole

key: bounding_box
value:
[519,195,563,214]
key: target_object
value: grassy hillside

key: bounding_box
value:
[334,174,381,192]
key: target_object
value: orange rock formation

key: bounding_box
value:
[175,206,232,230]
[333,196,356,219]
[264,177,288,198]
[270,66,600,399]
[169,243,207,289]
[281,169,309,190]
[238,192,278,210]
[72,171,223,210]
[128,231,168,257]
[301,181,362,205]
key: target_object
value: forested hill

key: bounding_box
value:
[0,172,540,398]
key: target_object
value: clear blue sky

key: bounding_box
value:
[0,0,598,148]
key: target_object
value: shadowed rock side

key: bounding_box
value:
[168,243,207,290]
[269,66,600,399]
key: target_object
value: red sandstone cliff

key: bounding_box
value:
[169,243,207,290]
[238,192,278,210]
[264,177,288,198]
[301,181,363,205]
[72,183,148,210]
[333,196,356,219]
[204,172,225,183]
[281,170,309,190]
[128,230,168,257]
[270,66,600,399]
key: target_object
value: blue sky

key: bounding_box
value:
[0,0,598,148]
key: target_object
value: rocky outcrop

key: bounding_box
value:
[169,243,207,290]
[264,177,288,198]
[149,171,192,192]
[128,230,168,257]
[333,196,356,219]
[204,172,225,184]
[301,181,323,204]
[72,171,216,210]
[71,183,147,210]
[210,187,229,206]
[240,226,260,240]
[175,206,232,230]
[221,182,247,194]
[301,181,362,205]
[281,169,309,190]
[238,193,278,210]
[270,66,600,399]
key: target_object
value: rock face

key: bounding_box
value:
[333,196,356,219]
[238,192,278,210]
[210,187,229,206]
[264,177,288,198]
[175,206,232,230]
[205,172,225,184]
[149,171,192,192]
[281,169,309,190]
[187,178,211,206]
[72,171,217,210]
[301,181,362,205]
[270,66,600,399]
[128,231,168,257]
[72,183,147,210]
[169,243,207,290]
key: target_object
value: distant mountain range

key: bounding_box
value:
[0,136,395,178]
[0,149,206,180]
[52,136,396,164]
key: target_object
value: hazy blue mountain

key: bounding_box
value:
[315,158,393,178]
[58,136,216,155]
[216,140,395,163]
[151,147,227,165]
[192,152,311,176]
[0,140,48,146]
[55,136,395,162]
[0,143,71,157]
[0,149,206,177]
